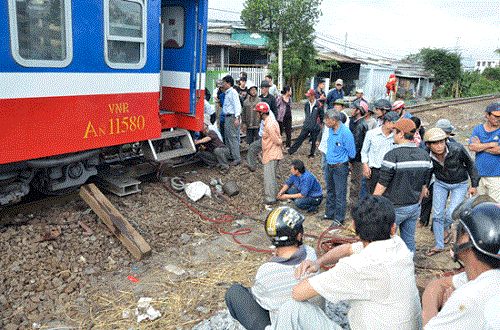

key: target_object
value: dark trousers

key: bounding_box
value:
[288,128,319,156]
[420,183,433,227]
[366,167,381,195]
[279,114,292,148]
[225,283,270,330]
[246,128,260,145]
[325,162,349,222]
[287,187,322,212]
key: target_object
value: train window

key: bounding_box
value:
[104,0,146,69]
[162,6,185,49]
[8,0,73,67]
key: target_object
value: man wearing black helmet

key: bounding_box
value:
[225,207,320,330]
[422,196,500,329]
[373,98,392,126]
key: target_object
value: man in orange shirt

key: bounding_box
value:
[255,102,284,205]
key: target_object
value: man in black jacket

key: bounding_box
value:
[259,80,278,118]
[349,100,369,203]
[374,118,433,253]
[288,89,324,158]
[423,128,480,256]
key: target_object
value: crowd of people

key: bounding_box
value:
[195,73,500,329]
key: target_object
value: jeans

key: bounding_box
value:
[263,160,279,204]
[286,187,322,212]
[247,138,262,169]
[395,203,421,253]
[288,128,320,156]
[225,284,270,330]
[224,118,241,163]
[325,162,349,222]
[321,152,327,194]
[432,179,469,249]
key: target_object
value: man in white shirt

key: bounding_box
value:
[221,75,242,166]
[422,196,500,329]
[273,195,422,330]
[266,74,279,98]
[360,111,399,194]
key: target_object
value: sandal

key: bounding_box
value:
[426,248,445,256]
[444,230,452,245]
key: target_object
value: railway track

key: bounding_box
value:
[407,93,500,113]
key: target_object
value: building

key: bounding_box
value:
[475,59,499,73]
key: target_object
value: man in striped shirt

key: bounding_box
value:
[225,207,320,329]
[374,118,433,253]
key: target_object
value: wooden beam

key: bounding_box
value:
[79,184,151,260]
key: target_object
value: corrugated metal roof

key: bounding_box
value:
[316,51,365,64]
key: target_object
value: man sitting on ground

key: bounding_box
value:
[194,116,231,174]
[272,195,422,330]
[422,196,500,329]
[225,206,320,330]
[277,159,323,214]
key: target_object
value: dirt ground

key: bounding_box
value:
[0,97,498,330]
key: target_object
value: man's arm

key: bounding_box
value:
[295,243,353,279]
[421,276,455,325]
[194,136,212,145]
[373,182,387,195]
[277,183,292,200]
[468,136,499,153]
[292,278,319,301]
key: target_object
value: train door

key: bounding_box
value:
[159,0,207,131]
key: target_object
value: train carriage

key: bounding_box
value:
[0,0,208,204]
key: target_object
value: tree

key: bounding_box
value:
[405,48,461,97]
[241,0,322,96]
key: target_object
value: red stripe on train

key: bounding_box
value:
[0,93,161,164]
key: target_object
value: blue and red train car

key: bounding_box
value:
[0,0,208,203]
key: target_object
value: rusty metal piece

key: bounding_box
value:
[78,221,93,236]
[34,227,62,243]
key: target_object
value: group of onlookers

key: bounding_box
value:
[226,81,500,330]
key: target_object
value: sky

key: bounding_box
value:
[208,0,500,68]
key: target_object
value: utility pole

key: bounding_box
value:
[278,27,283,91]
[344,32,348,55]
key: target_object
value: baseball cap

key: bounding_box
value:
[486,103,500,116]
[435,119,455,134]
[394,118,416,134]
[260,80,271,88]
[424,128,447,143]
[335,79,343,85]
[356,88,363,94]
[305,89,316,97]
[383,111,400,123]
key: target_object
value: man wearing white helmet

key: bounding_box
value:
[392,100,411,119]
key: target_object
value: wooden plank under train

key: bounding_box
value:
[79,184,151,260]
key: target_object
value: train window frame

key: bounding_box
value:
[8,0,73,68]
[104,0,147,69]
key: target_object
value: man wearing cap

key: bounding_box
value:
[194,117,231,174]
[423,127,479,256]
[348,100,370,203]
[318,109,356,226]
[259,80,278,118]
[352,88,367,107]
[221,75,242,166]
[361,111,399,195]
[435,119,457,143]
[469,103,500,203]
[373,98,392,126]
[288,89,324,158]
[374,118,433,253]
[326,79,345,109]
[422,196,500,329]
[392,100,411,119]
[255,102,283,205]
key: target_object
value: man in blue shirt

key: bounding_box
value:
[318,109,356,226]
[469,103,500,203]
[277,159,323,213]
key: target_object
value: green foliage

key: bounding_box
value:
[482,67,500,81]
[460,71,500,97]
[241,0,323,96]
[420,48,461,96]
